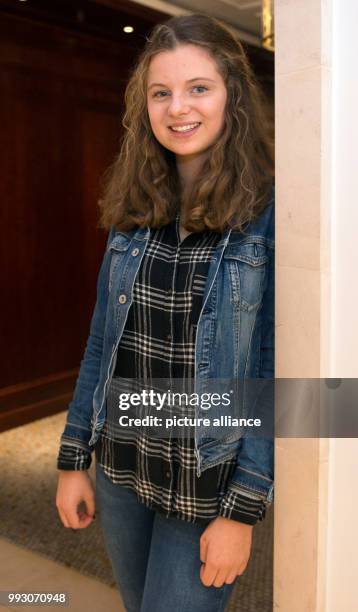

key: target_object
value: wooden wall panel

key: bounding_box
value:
[0,6,164,430]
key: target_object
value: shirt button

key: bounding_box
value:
[166,333,172,341]
[165,471,171,479]
[132,248,139,256]
[118,294,127,304]
[167,288,172,295]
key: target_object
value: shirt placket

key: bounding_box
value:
[161,214,182,511]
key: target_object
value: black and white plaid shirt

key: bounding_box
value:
[58,212,266,525]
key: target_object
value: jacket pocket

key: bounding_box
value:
[223,240,268,312]
[107,233,131,291]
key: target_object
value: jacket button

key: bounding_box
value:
[118,294,127,304]
[132,248,139,256]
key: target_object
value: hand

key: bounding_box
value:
[56,470,95,529]
[199,516,253,587]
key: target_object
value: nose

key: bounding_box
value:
[167,93,191,117]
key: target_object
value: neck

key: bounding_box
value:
[175,151,208,191]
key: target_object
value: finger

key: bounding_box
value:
[77,511,94,528]
[77,495,95,528]
[83,492,96,519]
[213,569,227,588]
[200,561,218,587]
[225,571,238,584]
[57,507,70,529]
[66,505,82,529]
[237,561,248,576]
[200,564,209,586]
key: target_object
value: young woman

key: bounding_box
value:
[56,13,274,612]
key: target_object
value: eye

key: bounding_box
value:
[152,90,169,99]
[192,85,209,94]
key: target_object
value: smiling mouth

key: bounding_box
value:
[169,122,201,133]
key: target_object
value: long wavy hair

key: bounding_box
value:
[99,13,274,233]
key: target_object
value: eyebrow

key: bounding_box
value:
[147,77,216,90]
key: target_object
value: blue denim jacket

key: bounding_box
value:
[61,188,274,505]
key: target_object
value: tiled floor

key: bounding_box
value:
[0,538,123,612]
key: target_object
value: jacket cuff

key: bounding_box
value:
[57,442,92,471]
[219,486,268,525]
[228,452,274,504]
[60,422,93,448]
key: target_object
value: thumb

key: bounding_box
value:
[200,535,208,565]
[83,490,96,518]
[200,563,206,583]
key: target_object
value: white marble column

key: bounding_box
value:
[275,0,358,610]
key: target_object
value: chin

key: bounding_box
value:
[167,142,209,156]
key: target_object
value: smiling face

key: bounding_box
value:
[146,44,227,173]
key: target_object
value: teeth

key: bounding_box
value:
[171,123,200,132]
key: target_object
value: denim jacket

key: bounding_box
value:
[60,187,275,506]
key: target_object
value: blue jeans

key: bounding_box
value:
[95,461,238,612]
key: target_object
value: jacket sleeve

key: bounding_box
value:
[57,227,115,456]
[219,220,275,524]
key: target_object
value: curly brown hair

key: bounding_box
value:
[99,13,274,234]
